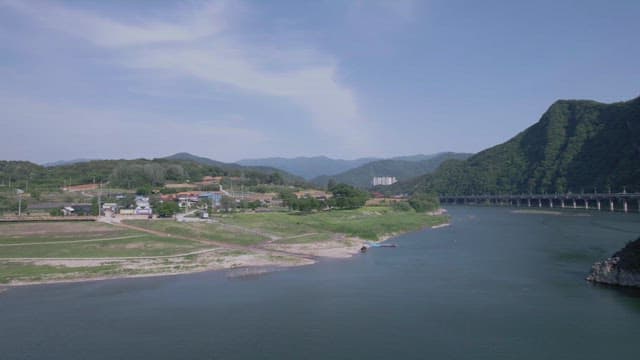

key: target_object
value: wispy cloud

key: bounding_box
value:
[2,0,372,152]
[1,0,226,47]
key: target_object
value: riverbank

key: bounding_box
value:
[0,207,449,287]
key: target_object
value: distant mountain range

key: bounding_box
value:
[236,156,380,179]
[311,152,472,188]
[386,96,640,195]
[12,95,640,196]
[42,158,96,167]
[236,153,458,180]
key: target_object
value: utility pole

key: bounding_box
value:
[16,189,24,216]
[97,182,102,217]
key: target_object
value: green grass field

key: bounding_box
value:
[0,222,130,245]
[0,263,121,284]
[219,206,448,240]
[0,222,208,258]
[124,220,268,246]
[0,208,447,284]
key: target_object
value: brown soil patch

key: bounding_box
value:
[0,222,122,237]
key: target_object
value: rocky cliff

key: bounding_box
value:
[587,237,640,288]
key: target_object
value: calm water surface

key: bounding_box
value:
[1,207,640,359]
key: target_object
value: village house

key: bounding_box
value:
[294,190,331,200]
[60,203,93,216]
[102,202,118,213]
[133,196,152,215]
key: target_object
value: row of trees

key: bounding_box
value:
[390,193,440,213]
[279,183,369,212]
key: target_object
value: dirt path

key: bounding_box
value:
[113,221,319,261]
[212,221,282,241]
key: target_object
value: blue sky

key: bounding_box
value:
[1,0,639,163]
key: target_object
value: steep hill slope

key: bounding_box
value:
[312,152,472,188]
[388,96,640,195]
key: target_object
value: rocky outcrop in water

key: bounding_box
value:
[587,237,640,288]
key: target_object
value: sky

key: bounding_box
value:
[1,0,639,164]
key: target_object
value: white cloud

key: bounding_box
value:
[1,0,227,47]
[2,0,373,152]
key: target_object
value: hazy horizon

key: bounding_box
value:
[36,150,470,166]
[2,0,639,164]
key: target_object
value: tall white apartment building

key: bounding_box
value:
[372,176,398,186]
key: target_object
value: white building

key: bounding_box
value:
[134,196,152,215]
[372,176,398,186]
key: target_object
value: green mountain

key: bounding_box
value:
[0,154,305,192]
[388,96,640,195]
[164,152,306,184]
[311,152,472,189]
[236,156,380,179]
[237,153,459,180]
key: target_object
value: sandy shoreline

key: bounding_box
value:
[1,214,451,288]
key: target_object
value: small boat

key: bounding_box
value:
[360,246,368,253]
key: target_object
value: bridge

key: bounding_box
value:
[439,193,640,213]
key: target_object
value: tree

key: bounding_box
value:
[268,172,284,185]
[220,196,236,212]
[91,197,99,216]
[391,201,412,212]
[408,192,440,212]
[30,189,41,201]
[278,189,297,208]
[10,199,27,213]
[157,201,180,217]
[136,185,152,196]
[327,179,337,191]
[248,200,261,210]
[330,183,368,209]
[291,196,323,212]
[165,164,185,180]
[50,208,63,216]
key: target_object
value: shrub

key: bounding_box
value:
[408,192,440,212]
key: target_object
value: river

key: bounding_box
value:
[1,207,639,359]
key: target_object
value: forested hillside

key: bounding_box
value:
[387,97,640,195]
[0,156,304,192]
[312,152,472,188]
[164,152,305,184]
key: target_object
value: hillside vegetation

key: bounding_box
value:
[312,152,472,189]
[0,155,304,192]
[387,97,640,195]
[613,237,640,272]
